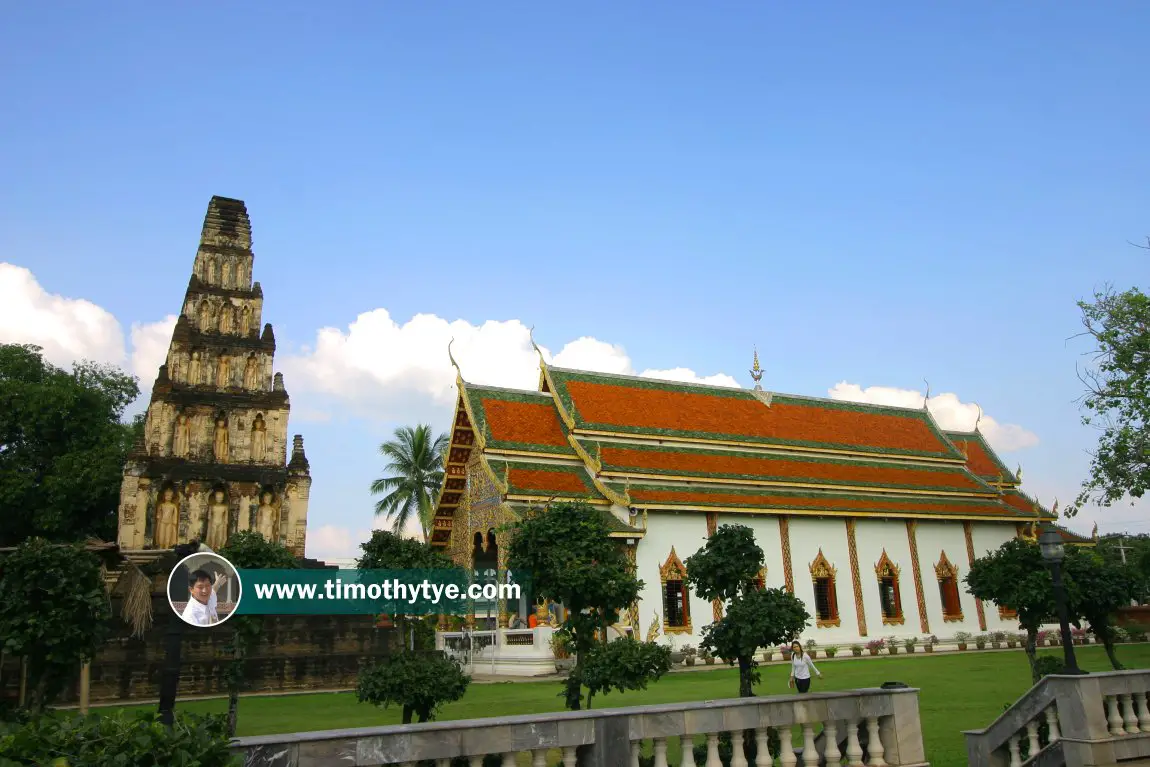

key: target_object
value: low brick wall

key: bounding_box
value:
[0,594,395,704]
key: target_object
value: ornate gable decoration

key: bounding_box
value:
[934,550,959,580]
[874,550,900,579]
[809,549,836,579]
[659,547,688,581]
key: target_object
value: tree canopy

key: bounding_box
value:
[1071,273,1150,515]
[0,344,142,546]
[356,650,470,725]
[0,537,112,712]
[369,424,449,541]
[1063,546,1136,670]
[505,502,654,711]
[356,529,456,570]
[685,524,810,696]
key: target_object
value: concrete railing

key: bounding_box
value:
[232,685,928,766]
[964,670,1150,766]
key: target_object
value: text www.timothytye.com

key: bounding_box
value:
[252,578,520,605]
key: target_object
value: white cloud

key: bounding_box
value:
[305,525,373,562]
[0,262,126,368]
[279,309,738,422]
[0,263,173,403]
[827,381,1040,453]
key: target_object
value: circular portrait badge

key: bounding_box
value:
[166,552,243,627]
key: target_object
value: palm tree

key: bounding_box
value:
[370,424,450,541]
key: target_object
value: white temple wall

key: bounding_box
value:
[634,510,710,648]
[912,520,985,637]
[971,521,1027,633]
[714,513,785,590]
[787,516,860,646]
[853,519,923,641]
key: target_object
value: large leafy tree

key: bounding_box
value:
[965,538,1071,682]
[1070,266,1150,516]
[1063,546,1137,670]
[369,424,449,541]
[0,344,142,546]
[217,531,298,736]
[505,502,667,711]
[685,524,810,697]
[0,538,112,713]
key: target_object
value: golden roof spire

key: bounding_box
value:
[750,347,763,391]
[447,338,462,380]
[974,403,983,433]
[529,325,546,369]
[923,379,931,409]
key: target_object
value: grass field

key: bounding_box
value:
[112,644,1150,767]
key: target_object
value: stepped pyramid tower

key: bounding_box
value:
[116,196,312,556]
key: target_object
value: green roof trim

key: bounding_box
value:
[462,383,577,457]
[945,429,1019,482]
[580,438,998,495]
[545,367,964,460]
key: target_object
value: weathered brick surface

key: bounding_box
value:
[0,596,394,703]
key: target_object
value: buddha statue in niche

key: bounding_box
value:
[154,487,179,548]
[206,489,230,550]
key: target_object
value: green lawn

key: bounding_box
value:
[111,645,1149,767]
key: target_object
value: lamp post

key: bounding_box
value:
[1038,525,1086,675]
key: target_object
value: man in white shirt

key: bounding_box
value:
[180,569,228,626]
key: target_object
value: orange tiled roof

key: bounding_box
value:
[945,431,1018,482]
[614,482,1028,519]
[585,439,995,495]
[546,368,962,459]
[1001,488,1055,518]
[464,385,575,456]
[485,459,603,500]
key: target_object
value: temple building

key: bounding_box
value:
[116,196,312,556]
[433,346,1087,655]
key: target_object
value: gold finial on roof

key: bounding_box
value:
[1016,464,1023,483]
[448,338,462,379]
[750,346,763,391]
[529,325,545,368]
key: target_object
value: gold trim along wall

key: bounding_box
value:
[845,519,867,637]
[963,521,988,631]
[906,521,930,634]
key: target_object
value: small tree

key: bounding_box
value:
[356,650,470,724]
[965,538,1066,682]
[217,531,298,736]
[0,538,112,713]
[686,524,810,697]
[1070,273,1150,516]
[505,502,654,711]
[579,635,671,710]
[1063,546,1137,669]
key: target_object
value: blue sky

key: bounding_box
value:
[2,3,1148,558]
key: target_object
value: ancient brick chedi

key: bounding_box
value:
[116,196,311,555]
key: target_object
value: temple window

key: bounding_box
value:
[809,549,840,627]
[998,605,1018,619]
[874,550,904,625]
[935,551,964,622]
[751,567,767,591]
[659,547,691,634]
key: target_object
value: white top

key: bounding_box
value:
[790,652,820,680]
[181,595,218,626]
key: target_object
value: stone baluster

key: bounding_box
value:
[731,730,748,767]
[561,747,577,767]
[1122,693,1141,733]
[531,749,547,766]
[779,726,798,767]
[801,723,818,767]
[629,740,640,767]
[824,720,842,764]
[845,719,865,767]
[436,759,450,767]
[653,737,668,767]
[1138,692,1150,731]
[1044,704,1060,743]
[865,717,886,767]
[753,728,770,767]
[1007,733,1022,767]
[1107,695,1126,735]
[680,735,697,767]
[502,751,516,766]
[705,732,721,767]
[1025,719,1040,756]
[469,756,483,767]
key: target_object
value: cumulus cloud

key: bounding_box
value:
[827,381,1039,452]
[305,525,373,562]
[279,309,738,422]
[0,263,174,403]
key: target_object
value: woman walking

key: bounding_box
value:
[788,640,822,693]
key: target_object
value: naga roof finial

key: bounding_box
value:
[448,338,462,379]
[750,346,764,391]
[923,378,931,409]
[1016,464,1023,483]
[529,325,546,368]
[974,403,983,432]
